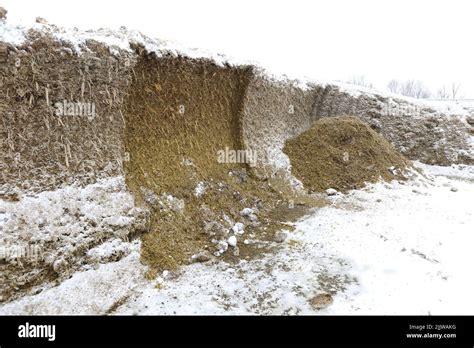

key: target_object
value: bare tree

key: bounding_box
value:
[400,80,415,97]
[437,85,450,99]
[387,79,400,94]
[451,82,461,99]
[436,83,463,99]
[387,79,431,99]
[412,81,432,99]
[347,75,373,88]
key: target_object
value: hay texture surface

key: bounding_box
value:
[0,32,133,192]
[122,52,309,272]
[284,116,410,192]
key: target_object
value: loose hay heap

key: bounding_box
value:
[283,116,411,192]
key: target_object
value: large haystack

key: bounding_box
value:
[283,116,410,192]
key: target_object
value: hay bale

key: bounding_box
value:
[0,33,133,192]
[283,116,410,192]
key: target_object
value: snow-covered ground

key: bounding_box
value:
[1,163,472,315]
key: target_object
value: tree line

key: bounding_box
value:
[346,75,463,99]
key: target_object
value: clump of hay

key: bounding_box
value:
[283,116,411,192]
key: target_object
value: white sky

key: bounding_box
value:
[2,0,474,97]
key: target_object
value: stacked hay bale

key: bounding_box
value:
[0,28,137,302]
[0,30,134,193]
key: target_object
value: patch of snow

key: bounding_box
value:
[227,235,237,248]
[1,165,472,315]
[0,21,26,45]
[231,222,244,235]
[86,239,137,264]
[194,182,207,198]
[414,161,474,182]
[103,215,133,228]
[240,208,254,216]
[240,207,258,222]
[163,194,185,213]
[0,176,146,287]
[0,243,145,315]
[216,241,228,254]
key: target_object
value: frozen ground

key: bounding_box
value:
[0,163,472,315]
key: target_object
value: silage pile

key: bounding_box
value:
[0,11,448,305]
[0,18,315,301]
[283,116,411,192]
